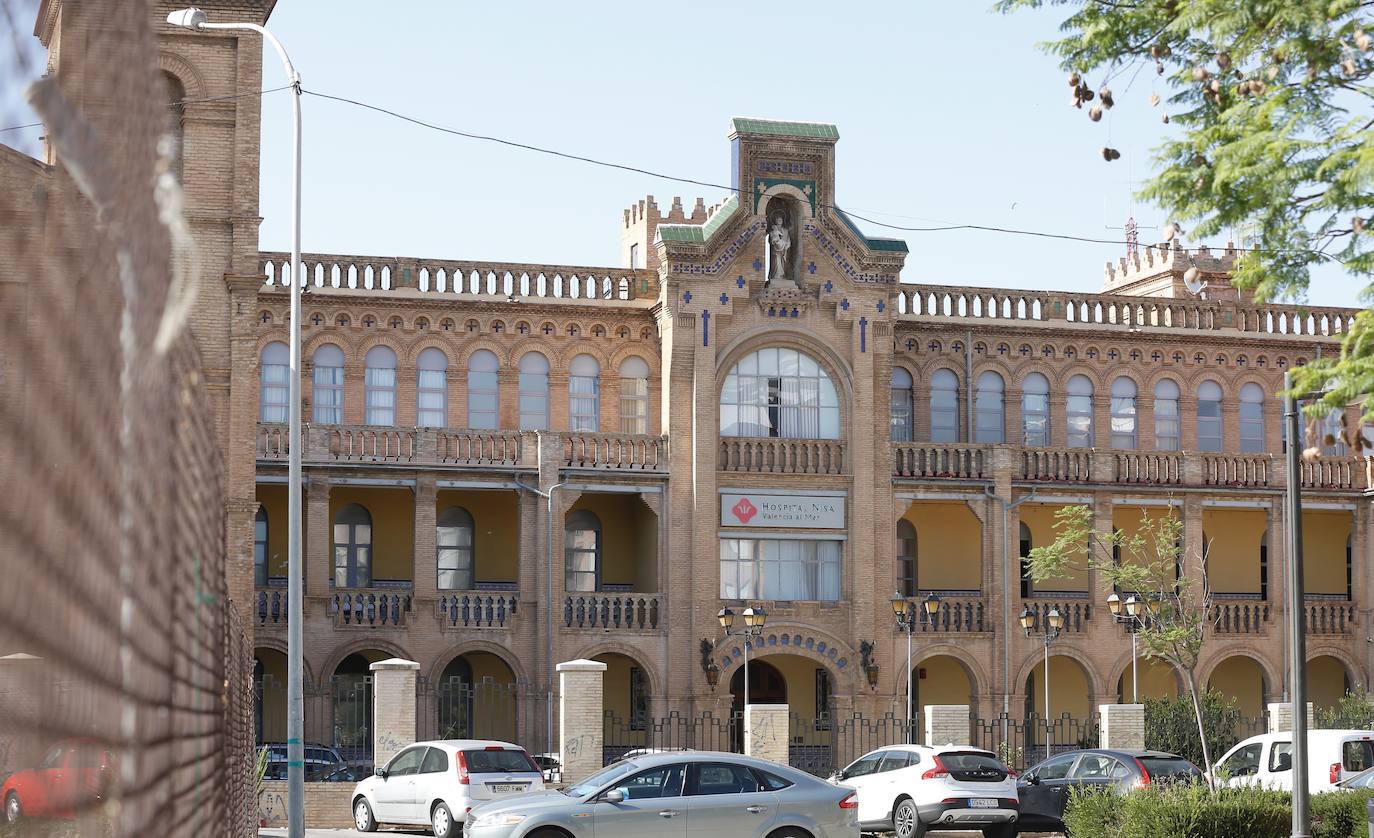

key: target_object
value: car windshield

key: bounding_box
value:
[565,761,638,797]
[463,749,538,774]
[1138,757,1199,780]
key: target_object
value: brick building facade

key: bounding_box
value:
[11,1,1373,768]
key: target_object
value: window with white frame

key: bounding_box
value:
[518,352,550,430]
[1066,374,1094,448]
[569,354,601,432]
[1022,372,1050,446]
[891,367,913,442]
[719,347,840,439]
[466,349,500,430]
[259,342,289,423]
[1154,379,1180,450]
[975,370,1005,443]
[1239,383,1265,453]
[364,346,397,426]
[416,347,449,428]
[333,503,372,588]
[719,538,842,601]
[312,344,345,424]
[565,509,601,592]
[930,369,959,443]
[1110,377,1138,449]
[437,506,475,590]
[254,506,269,586]
[1323,409,1349,455]
[1196,380,1223,452]
[618,356,650,434]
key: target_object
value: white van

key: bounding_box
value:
[1212,730,1374,793]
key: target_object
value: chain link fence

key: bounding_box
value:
[0,0,256,834]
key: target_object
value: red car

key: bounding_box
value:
[2,739,113,824]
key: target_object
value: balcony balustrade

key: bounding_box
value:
[436,592,518,629]
[915,594,987,633]
[563,593,663,631]
[1021,599,1092,633]
[564,433,666,470]
[329,589,412,628]
[1210,599,1272,634]
[893,444,986,480]
[719,437,845,475]
[1306,600,1358,635]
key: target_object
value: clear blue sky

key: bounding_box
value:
[1,0,1356,306]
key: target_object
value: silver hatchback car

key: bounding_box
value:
[465,751,859,838]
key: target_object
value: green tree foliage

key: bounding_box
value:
[997,0,1374,423]
[1145,690,1243,769]
[1316,689,1374,729]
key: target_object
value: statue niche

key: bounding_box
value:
[764,195,800,289]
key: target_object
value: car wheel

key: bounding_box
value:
[431,801,455,838]
[4,792,20,824]
[353,797,377,832]
[893,797,925,838]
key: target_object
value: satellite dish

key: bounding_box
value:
[1183,265,1204,295]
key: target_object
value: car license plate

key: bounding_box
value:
[970,798,998,808]
[489,783,527,794]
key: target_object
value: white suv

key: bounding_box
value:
[351,740,544,837]
[831,744,1018,838]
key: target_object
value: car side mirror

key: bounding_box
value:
[834,770,847,781]
[377,768,389,780]
[603,789,625,804]
[1023,774,1040,786]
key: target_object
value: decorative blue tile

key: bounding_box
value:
[736,276,746,288]
[877,300,886,313]
[791,308,799,318]
[808,262,817,275]
[719,293,729,305]
[702,310,710,346]
[753,256,763,272]
[840,298,850,311]
[683,291,692,304]
[823,280,833,293]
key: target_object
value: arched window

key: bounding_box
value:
[1110,377,1138,449]
[161,71,185,181]
[930,369,959,443]
[618,356,650,434]
[720,347,840,439]
[897,519,917,597]
[1066,375,1094,448]
[1323,409,1349,456]
[569,354,601,432]
[1019,522,1033,598]
[564,509,601,592]
[259,342,289,422]
[1239,383,1265,453]
[416,348,449,427]
[891,367,913,442]
[1021,373,1050,447]
[466,350,500,429]
[333,504,372,588]
[975,371,1005,443]
[364,346,397,425]
[437,507,474,590]
[518,352,550,430]
[1196,381,1223,452]
[254,506,269,587]
[312,344,345,424]
[1154,379,1180,450]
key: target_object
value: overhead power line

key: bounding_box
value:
[0,84,293,134]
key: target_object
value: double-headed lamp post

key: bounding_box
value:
[166,8,305,838]
[1021,607,1064,762]
[890,591,941,743]
[1107,593,1146,704]
[719,606,767,714]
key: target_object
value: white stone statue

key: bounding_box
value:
[767,211,792,283]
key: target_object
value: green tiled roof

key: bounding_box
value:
[731,118,839,140]
[699,195,739,239]
[656,196,740,245]
[837,208,909,254]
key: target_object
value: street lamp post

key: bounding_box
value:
[1107,593,1146,704]
[1283,371,1311,838]
[891,591,940,743]
[166,9,304,837]
[719,606,767,743]
[1021,607,1064,763]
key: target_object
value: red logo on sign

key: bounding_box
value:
[731,498,758,524]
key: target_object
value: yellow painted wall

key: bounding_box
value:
[567,493,657,590]
[1118,658,1179,702]
[903,502,982,591]
[914,656,972,711]
[257,649,288,741]
[1113,506,1180,571]
[596,653,636,723]
[753,653,828,722]
[329,487,414,583]
[1019,504,1089,593]
[1202,508,1266,595]
[436,489,519,583]
[1207,657,1265,718]
[257,485,290,579]
[1303,511,1352,596]
[1026,656,1091,722]
[1308,656,1351,711]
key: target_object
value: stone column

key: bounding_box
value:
[370,658,420,771]
[413,477,437,595]
[558,659,606,785]
[745,703,790,764]
[924,704,971,747]
[306,478,332,598]
[1267,701,1315,734]
[1098,704,1145,750]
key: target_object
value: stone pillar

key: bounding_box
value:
[744,703,789,765]
[1267,701,1315,734]
[558,659,606,785]
[923,704,971,747]
[413,476,437,594]
[1098,704,1145,750]
[306,477,332,598]
[370,658,420,771]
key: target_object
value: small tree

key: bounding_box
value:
[1144,690,1242,770]
[1027,504,1219,785]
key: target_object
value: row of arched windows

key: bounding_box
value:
[259,343,652,434]
[892,369,1277,453]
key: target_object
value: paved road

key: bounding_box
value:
[260,831,1064,837]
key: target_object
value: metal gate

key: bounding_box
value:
[331,675,374,766]
[422,677,522,743]
[603,710,737,765]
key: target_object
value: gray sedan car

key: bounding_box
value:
[464,750,859,838]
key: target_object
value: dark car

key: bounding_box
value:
[1015,749,1202,833]
[307,763,366,783]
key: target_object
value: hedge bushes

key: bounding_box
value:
[1062,784,1374,838]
